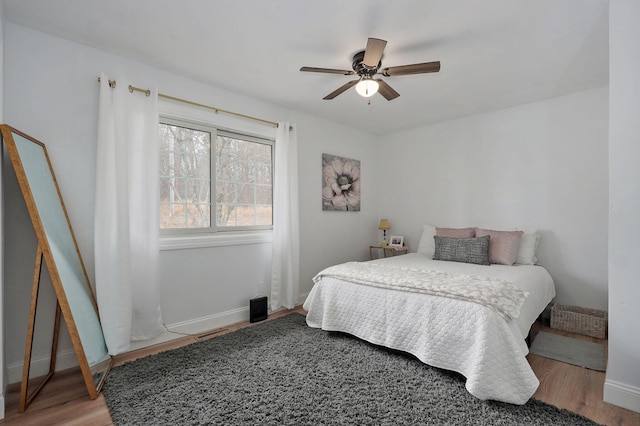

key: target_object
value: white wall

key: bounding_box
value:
[377,87,609,311]
[1,23,377,383]
[605,0,640,412]
[0,0,5,419]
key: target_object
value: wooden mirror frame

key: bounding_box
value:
[1,125,113,411]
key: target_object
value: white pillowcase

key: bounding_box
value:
[515,228,540,265]
[416,224,436,257]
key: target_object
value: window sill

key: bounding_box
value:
[160,230,273,251]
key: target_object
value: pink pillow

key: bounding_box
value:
[475,228,524,265]
[436,227,476,238]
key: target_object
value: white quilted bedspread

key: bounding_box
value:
[303,254,555,405]
[313,262,527,321]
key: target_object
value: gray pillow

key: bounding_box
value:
[433,235,490,265]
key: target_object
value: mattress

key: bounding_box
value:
[303,253,555,404]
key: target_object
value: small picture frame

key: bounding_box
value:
[389,235,404,247]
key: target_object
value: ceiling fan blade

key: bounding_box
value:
[362,38,387,67]
[375,79,400,101]
[300,66,354,75]
[323,80,359,100]
[381,61,441,77]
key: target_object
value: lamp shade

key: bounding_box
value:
[355,78,379,97]
[378,219,391,231]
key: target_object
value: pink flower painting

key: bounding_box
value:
[322,153,361,211]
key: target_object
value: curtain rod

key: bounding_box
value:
[97,77,291,130]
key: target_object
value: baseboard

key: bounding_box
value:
[128,306,251,351]
[7,348,78,385]
[604,379,640,413]
[166,306,249,336]
[131,296,309,351]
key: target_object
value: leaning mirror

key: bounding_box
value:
[1,125,112,411]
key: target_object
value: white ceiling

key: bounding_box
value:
[3,0,609,135]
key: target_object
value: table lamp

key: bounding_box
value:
[378,219,391,245]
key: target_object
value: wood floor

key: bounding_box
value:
[2,308,639,426]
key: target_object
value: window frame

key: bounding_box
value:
[159,115,275,243]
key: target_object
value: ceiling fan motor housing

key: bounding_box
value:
[352,51,380,77]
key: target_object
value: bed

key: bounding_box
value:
[303,227,555,405]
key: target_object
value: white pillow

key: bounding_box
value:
[416,224,436,257]
[515,228,540,265]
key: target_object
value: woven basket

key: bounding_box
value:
[550,304,608,339]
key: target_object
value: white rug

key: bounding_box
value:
[530,331,606,371]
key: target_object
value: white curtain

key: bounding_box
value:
[270,122,300,310]
[95,72,163,355]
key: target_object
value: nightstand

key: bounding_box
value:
[369,245,408,260]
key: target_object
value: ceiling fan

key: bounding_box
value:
[300,38,441,101]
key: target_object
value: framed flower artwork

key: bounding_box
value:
[389,235,404,247]
[322,153,361,211]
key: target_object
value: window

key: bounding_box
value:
[159,118,273,235]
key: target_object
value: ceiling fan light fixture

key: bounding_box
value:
[355,77,379,98]
[300,37,441,101]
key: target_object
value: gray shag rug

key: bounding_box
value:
[103,313,601,425]
[530,331,606,371]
